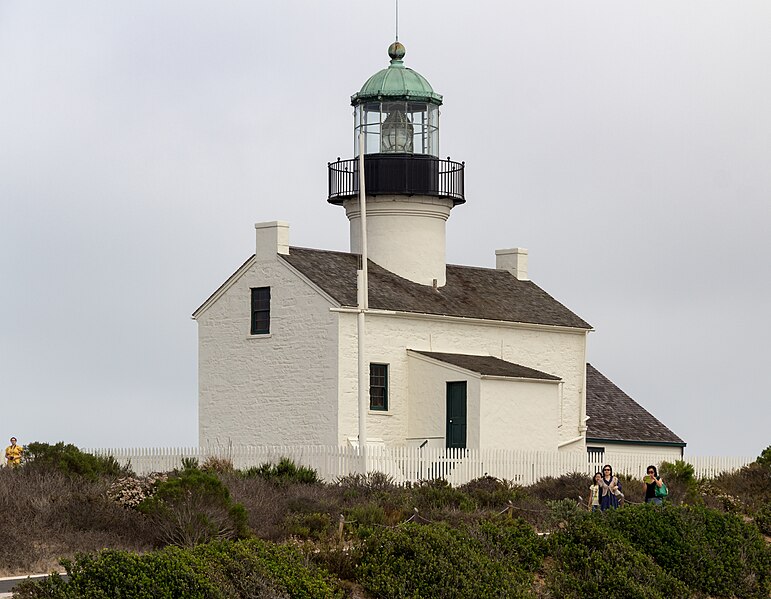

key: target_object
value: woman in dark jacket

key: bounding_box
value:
[643,465,665,505]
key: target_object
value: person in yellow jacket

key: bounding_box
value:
[5,437,22,467]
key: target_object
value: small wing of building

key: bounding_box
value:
[585,363,686,458]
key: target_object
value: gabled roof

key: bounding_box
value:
[280,247,591,329]
[411,351,561,381]
[585,363,685,447]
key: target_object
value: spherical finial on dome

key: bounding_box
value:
[388,41,406,61]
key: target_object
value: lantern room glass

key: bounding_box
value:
[354,101,439,157]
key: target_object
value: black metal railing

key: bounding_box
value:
[328,154,465,205]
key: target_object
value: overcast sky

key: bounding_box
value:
[1,1,769,456]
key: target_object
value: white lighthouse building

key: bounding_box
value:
[193,42,684,457]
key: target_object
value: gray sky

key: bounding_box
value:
[1,1,769,456]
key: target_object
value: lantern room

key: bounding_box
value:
[328,41,464,205]
[352,42,441,157]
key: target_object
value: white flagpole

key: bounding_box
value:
[357,130,369,458]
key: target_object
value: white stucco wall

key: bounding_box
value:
[337,310,588,450]
[197,254,339,446]
[479,378,560,451]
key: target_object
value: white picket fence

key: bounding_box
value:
[84,445,755,486]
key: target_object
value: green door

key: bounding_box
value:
[446,382,467,449]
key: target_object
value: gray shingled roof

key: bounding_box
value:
[586,363,685,446]
[411,351,561,380]
[281,247,591,329]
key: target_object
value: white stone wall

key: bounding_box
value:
[406,352,481,449]
[479,378,560,451]
[197,255,339,446]
[588,441,684,460]
[344,195,454,286]
[337,310,588,450]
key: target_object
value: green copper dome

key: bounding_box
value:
[351,42,443,106]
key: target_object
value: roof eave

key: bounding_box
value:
[586,436,687,448]
[192,255,255,320]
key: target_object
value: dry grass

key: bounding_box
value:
[0,468,154,576]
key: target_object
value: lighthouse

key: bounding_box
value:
[327,41,465,287]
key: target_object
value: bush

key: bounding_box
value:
[194,539,345,598]
[458,476,523,508]
[283,512,333,540]
[344,503,388,539]
[356,522,533,598]
[604,503,771,598]
[13,547,217,599]
[659,460,695,484]
[138,467,249,547]
[334,471,396,493]
[470,517,546,572]
[409,478,475,514]
[526,472,588,502]
[107,474,167,509]
[14,539,344,599]
[22,442,129,480]
[754,502,771,536]
[201,456,235,475]
[659,460,699,504]
[242,458,319,485]
[546,515,691,598]
[756,445,771,468]
[712,463,771,513]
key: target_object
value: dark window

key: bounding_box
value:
[369,363,388,411]
[250,287,270,334]
[587,446,605,458]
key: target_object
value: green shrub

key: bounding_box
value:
[344,502,387,539]
[283,512,332,540]
[546,515,691,598]
[22,442,129,480]
[659,460,699,504]
[242,458,319,485]
[139,467,249,547]
[543,498,584,530]
[13,547,217,598]
[756,445,771,468]
[470,517,546,572]
[14,540,344,599]
[194,539,345,599]
[181,456,199,471]
[659,460,695,483]
[754,502,771,536]
[604,503,771,598]
[356,522,533,598]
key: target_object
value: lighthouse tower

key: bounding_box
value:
[327,42,465,287]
